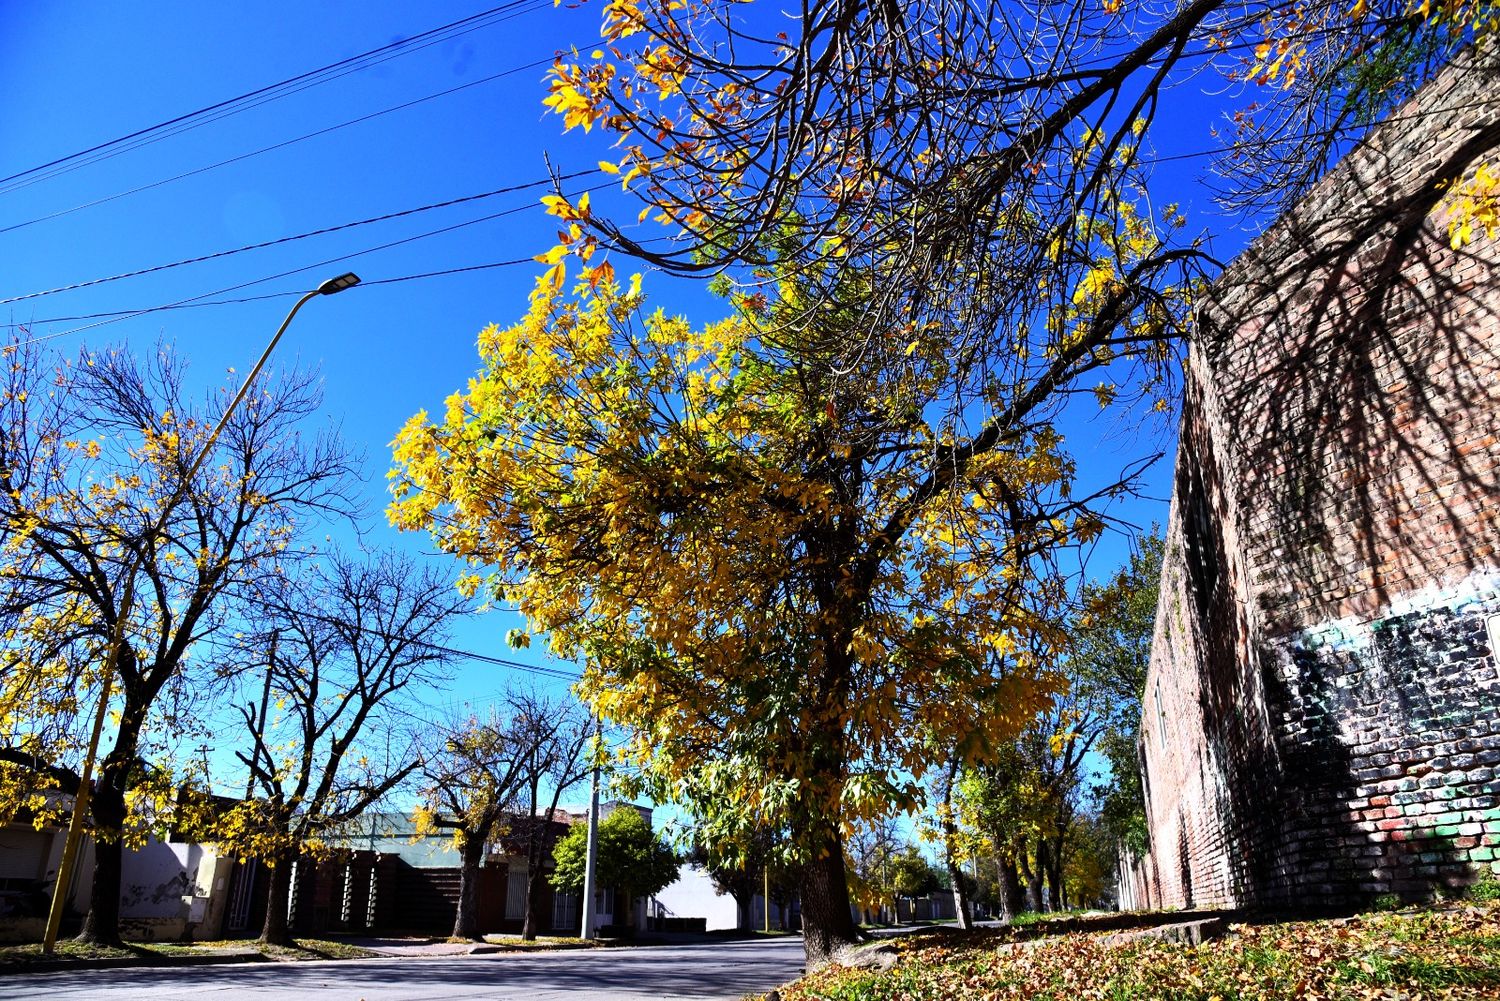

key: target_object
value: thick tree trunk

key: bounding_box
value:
[1020,842,1045,914]
[1045,840,1064,912]
[452,837,486,940]
[260,852,295,946]
[75,763,129,945]
[996,856,1024,923]
[75,821,123,945]
[798,830,861,968]
[944,855,972,930]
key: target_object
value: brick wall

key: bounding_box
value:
[1124,46,1500,910]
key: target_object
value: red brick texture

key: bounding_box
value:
[1121,48,1500,911]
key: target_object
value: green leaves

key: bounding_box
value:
[551,805,679,902]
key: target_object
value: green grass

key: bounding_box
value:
[1332,951,1500,989]
[0,940,161,967]
[1005,909,1091,927]
[481,934,601,950]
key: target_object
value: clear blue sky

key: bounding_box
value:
[0,1,1256,805]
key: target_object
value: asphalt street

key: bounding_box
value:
[0,937,807,1001]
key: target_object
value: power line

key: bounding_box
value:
[0,51,566,237]
[3,178,617,346]
[5,257,539,330]
[0,170,594,306]
[0,0,548,196]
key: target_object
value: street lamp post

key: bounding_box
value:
[40,274,360,954]
[578,717,602,941]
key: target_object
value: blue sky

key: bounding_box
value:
[0,1,1259,807]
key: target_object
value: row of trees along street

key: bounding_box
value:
[390,0,1494,968]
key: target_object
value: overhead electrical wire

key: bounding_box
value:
[4,258,535,329]
[2,180,621,348]
[0,169,595,306]
[0,0,549,196]
[0,51,566,237]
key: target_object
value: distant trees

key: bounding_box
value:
[0,340,356,946]
[552,806,678,930]
[215,549,461,946]
[1077,534,1164,856]
[414,703,531,941]
[507,693,591,941]
[888,844,942,914]
[953,533,1163,918]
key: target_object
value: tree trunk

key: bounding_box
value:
[997,855,1024,923]
[261,852,294,946]
[945,855,972,930]
[75,762,129,945]
[452,836,485,940]
[74,807,124,945]
[1020,841,1044,914]
[521,866,546,940]
[936,762,971,929]
[798,827,861,968]
[1045,839,1064,912]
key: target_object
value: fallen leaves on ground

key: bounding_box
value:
[764,902,1500,1001]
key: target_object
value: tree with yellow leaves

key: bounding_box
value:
[0,340,357,945]
[389,219,1185,960]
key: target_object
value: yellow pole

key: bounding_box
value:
[42,593,130,954]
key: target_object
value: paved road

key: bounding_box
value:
[0,938,807,1001]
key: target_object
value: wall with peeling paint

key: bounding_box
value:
[1122,46,1500,911]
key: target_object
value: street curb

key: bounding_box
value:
[0,950,270,976]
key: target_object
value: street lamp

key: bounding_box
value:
[41,274,360,953]
[317,272,361,296]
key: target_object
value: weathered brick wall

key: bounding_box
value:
[1125,47,1500,910]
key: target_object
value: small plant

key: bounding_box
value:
[1371,893,1404,912]
[1468,870,1500,904]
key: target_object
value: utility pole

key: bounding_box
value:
[763,865,770,933]
[39,274,360,955]
[578,717,601,941]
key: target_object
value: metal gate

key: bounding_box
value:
[224,862,257,932]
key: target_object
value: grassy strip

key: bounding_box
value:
[762,902,1500,1001]
[479,935,603,951]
